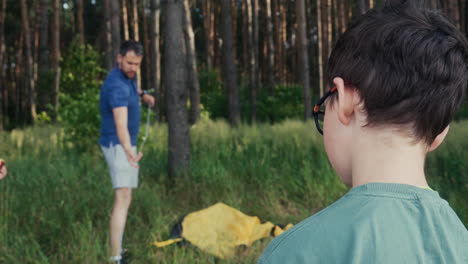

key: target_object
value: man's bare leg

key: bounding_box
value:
[110,187,132,258]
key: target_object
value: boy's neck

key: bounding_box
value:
[350,128,429,188]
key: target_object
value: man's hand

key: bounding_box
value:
[142,94,155,107]
[0,159,7,180]
[124,149,143,168]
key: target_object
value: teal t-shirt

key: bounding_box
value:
[258,183,467,264]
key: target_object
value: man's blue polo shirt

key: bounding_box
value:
[99,66,140,147]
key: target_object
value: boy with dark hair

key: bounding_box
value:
[258,0,468,263]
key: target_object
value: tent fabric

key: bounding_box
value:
[154,202,293,259]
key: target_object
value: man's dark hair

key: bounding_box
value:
[119,40,144,56]
[325,0,468,144]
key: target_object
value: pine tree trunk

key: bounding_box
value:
[202,0,213,68]
[131,0,141,90]
[247,0,258,122]
[132,0,140,41]
[242,0,248,73]
[460,0,465,34]
[253,0,259,86]
[266,0,275,90]
[77,0,85,44]
[296,0,311,120]
[122,0,130,40]
[358,0,366,15]
[52,0,60,121]
[317,0,324,96]
[103,0,113,69]
[0,0,6,130]
[21,0,37,123]
[39,0,50,74]
[111,0,122,58]
[326,0,332,57]
[150,0,161,121]
[165,0,190,178]
[142,0,151,91]
[183,0,200,124]
[339,0,346,34]
[221,0,240,126]
[451,0,460,29]
[33,0,40,85]
[16,33,24,124]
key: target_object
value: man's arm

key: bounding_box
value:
[138,89,156,107]
[113,107,142,168]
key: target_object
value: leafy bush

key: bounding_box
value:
[255,84,305,122]
[199,68,227,120]
[58,39,105,151]
[199,69,307,123]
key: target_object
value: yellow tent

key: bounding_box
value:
[154,202,293,259]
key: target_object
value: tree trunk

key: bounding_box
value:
[33,0,40,85]
[103,0,113,69]
[460,0,465,34]
[265,0,275,90]
[132,0,141,89]
[52,0,60,121]
[16,33,24,124]
[247,0,255,122]
[202,0,214,68]
[0,0,6,130]
[242,0,248,73]
[358,0,366,15]
[132,0,140,41]
[21,0,37,123]
[317,0,324,96]
[253,0,259,86]
[111,0,122,58]
[122,0,130,40]
[296,0,311,120]
[142,0,151,91]
[150,0,161,121]
[38,0,50,106]
[451,0,460,30]
[221,0,240,126]
[165,0,190,178]
[325,0,332,57]
[183,0,200,124]
[339,0,346,34]
[77,0,85,44]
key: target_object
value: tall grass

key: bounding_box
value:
[0,119,466,263]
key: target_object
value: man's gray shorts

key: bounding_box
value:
[101,143,139,189]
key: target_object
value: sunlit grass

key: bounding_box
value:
[0,119,466,263]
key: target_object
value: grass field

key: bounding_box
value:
[0,119,466,263]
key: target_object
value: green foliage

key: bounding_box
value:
[1,120,466,263]
[59,89,101,151]
[199,68,227,120]
[455,101,468,120]
[60,39,106,98]
[58,39,105,151]
[255,85,305,122]
[199,69,307,122]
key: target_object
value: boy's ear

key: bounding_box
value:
[333,77,359,126]
[428,125,449,152]
[117,53,122,64]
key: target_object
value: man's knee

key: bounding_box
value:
[114,188,132,206]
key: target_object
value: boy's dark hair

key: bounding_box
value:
[119,40,144,56]
[326,0,468,144]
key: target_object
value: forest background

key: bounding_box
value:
[0,0,467,263]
